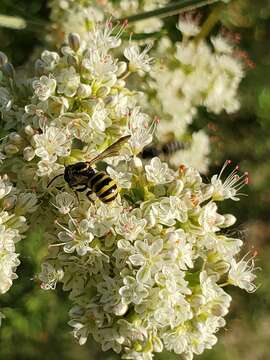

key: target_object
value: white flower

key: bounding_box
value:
[217,54,244,80]
[199,271,232,317]
[40,50,60,72]
[129,238,163,284]
[163,327,189,355]
[148,197,188,227]
[33,126,71,162]
[0,225,17,252]
[0,87,12,111]
[119,276,149,305]
[228,255,258,293]
[177,14,201,37]
[145,157,175,185]
[90,103,111,132]
[15,193,38,214]
[32,75,57,101]
[115,210,147,241]
[0,175,12,199]
[124,43,154,73]
[54,192,76,214]
[129,117,157,156]
[107,166,132,189]
[164,230,194,270]
[56,66,80,97]
[97,276,128,316]
[211,36,233,54]
[0,251,20,294]
[211,160,249,201]
[36,159,64,177]
[170,131,210,174]
[57,219,94,256]
[88,20,124,51]
[155,264,191,295]
[82,50,117,83]
[198,202,225,233]
[39,262,64,290]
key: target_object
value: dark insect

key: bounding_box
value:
[47,135,131,203]
[141,139,186,159]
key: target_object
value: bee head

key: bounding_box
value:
[64,162,94,187]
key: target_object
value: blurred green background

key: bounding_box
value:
[0,0,270,359]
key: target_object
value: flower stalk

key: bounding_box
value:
[195,2,226,42]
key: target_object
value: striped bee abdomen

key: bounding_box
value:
[89,171,118,203]
[161,140,185,156]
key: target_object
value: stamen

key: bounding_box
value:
[68,212,81,235]
[217,160,249,199]
[49,242,66,248]
[217,159,232,180]
[54,219,74,236]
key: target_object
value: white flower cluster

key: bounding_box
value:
[0,175,37,295]
[0,14,256,360]
[46,1,211,173]
[0,22,156,182]
[47,0,105,45]
[0,20,156,308]
[46,2,246,176]
[40,156,256,360]
[147,18,245,171]
[48,0,170,45]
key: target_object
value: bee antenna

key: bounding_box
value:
[47,174,64,188]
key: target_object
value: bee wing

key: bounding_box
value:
[86,135,131,166]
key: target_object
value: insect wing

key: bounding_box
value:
[86,135,131,166]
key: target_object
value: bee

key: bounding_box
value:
[47,135,131,203]
[141,138,186,159]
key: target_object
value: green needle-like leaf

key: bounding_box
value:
[121,30,167,41]
[118,0,227,23]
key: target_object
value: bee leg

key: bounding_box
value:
[76,185,88,192]
[86,190,94,203]
[74,185,88,205]
[74,191,80,205]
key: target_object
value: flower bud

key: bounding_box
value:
[168,179,184,196]
[211,260,230,274]
[3,63,15,78]
[67,54,78,67]
[0,51,8,67]
[116,61,127,76]
[77,83,92,98]
[4,144,19,155]
[104,95,118,107]
[68,33,81,52]
[222,214,237,227]
[9,132,23,145]
[115,79,126,88]
[2,195,17,210]
[96,86,110,98]
[24,125,35,137]
[35,59,45,76]
[211,303,225,317]
[23,147,35,161]
[133,156,143,169]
